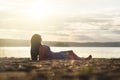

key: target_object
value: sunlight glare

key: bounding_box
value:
[24,2,51,19]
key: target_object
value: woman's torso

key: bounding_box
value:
[39,45,52,60]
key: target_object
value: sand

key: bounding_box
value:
[0,58,120,80]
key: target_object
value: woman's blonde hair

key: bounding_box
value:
[31,34,42,45]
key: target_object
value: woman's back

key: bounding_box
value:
[39,45,53,60]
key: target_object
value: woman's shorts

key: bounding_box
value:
[53,52,68,59]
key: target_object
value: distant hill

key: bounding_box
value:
[0,39,120,47]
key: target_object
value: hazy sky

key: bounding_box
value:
[0,0,120,42]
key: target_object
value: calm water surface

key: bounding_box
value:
[0,47,120,58]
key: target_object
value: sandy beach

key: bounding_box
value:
[0,58,120,80]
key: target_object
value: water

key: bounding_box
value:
[0,47,120,58]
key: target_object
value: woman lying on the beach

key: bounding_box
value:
[30,34,92,61]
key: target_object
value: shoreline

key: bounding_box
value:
[0,58,120,80]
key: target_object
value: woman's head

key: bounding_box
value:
[31,34,42,61]
[31,34,42,45]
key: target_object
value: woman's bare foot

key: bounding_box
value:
[85,55,92,60]
[77,55,92,60]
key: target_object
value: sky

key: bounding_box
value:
[0,0,120,42]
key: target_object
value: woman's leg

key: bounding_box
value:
[63,50,92,60]
[61,50,80,60]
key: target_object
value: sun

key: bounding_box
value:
[24,2,51,19]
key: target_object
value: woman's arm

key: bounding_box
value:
[31,47,39,61]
